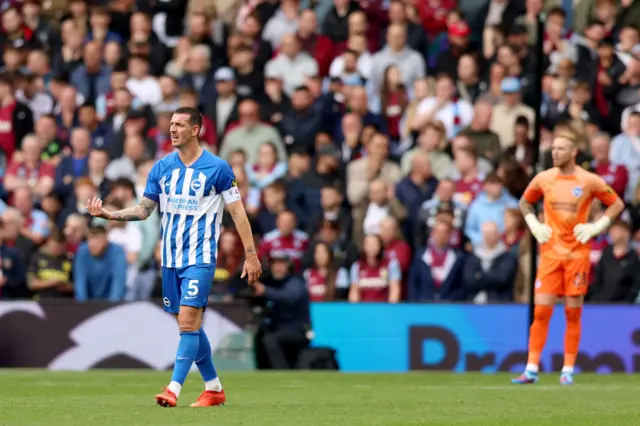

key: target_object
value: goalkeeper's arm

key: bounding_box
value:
[573,197,625,244]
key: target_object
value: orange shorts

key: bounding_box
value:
[535,255,590,296]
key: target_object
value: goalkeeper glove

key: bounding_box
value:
[573,216,611,244]
[524,213,553,244]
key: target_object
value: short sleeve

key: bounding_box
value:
[388,259,402,281]
[143,161,162,203]
[336,267,350,289]
[216,161,241,204]
[349,263,360,285]
[590,174,620,206]
[522,174,544,204]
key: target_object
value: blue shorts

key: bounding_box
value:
[161,265,215,314]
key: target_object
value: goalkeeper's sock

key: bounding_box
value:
[527,305,553,369]
[563,306,583,371]
[169,330,201,398]
[195,328,222,391]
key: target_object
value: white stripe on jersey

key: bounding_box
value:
[173,168,193,268]
[187,171,206,265]
[161,169,181,267]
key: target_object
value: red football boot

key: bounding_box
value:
[155,387,178,407]
[190,389,226,407]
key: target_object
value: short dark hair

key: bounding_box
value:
[173,106,203,129]
[0,72,14,88]
[112,177,136,194]
[547,6,566,19]
[485,172,503,185]
[48,228,66,243]
[515,115,530,127]
[88,223,107,235]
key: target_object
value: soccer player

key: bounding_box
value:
[86,107,262,407]
[512,132,624,385]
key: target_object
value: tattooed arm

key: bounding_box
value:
[87,196,158,222]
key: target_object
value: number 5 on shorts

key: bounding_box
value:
[187,279,199,296]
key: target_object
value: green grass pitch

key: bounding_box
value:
[1,370,639,425]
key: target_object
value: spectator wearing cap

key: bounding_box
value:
[464,173,518,249]
[204,67,241,141]
[590,132,628,199]
[408,218,465,302]
[231,45,265,101]
[180,44,216,108]
[382,0,429,61]
[53,127,90,200]
[265,33,319,98]
[0,73,34,161]
[369,24,426,99]
[4,133,55,199]
[219,99,287,163]
[26,228,74,300]
[126,55,162,107]
[611,111,640,202]
[280,86,323,153]
[490,77,535,148]
[459,99,502,165]
[70,41,111,102]
[414,73,473,140]
[252,252,311,370]
[395,151,438,240]
[15,72,54,122]
[73,224,127,302]
[262,0,300,49]
[433,20,473,79]
[462,221,517,303]
[588,218,640,303]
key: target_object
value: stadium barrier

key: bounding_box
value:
[1,301,638,373]
[311,304,640,373]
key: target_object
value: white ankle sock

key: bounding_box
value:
[205,377,222,392]
[526,364,539,373]
[562,366,574,374]
[168,381,182,398]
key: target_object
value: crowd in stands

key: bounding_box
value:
[0,0,639,305]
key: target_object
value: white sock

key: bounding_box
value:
[205,377,222,392]
[526,364,539,373]
[168,381,182,398]
[562,366,574,374]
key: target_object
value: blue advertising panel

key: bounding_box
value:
[310,304,640,373]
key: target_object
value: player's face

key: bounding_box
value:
[551,138,577,168]
[170,113,197,147]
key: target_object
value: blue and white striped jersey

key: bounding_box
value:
[143,150,241,268]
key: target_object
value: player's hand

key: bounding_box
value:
[524,214,553,244]
[241,253,262,285]
[573,223,595,244]
[86,197,112,220]
[574,217,611,244]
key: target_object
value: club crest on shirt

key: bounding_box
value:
[190,178,203,192]
[572,187,583,197]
